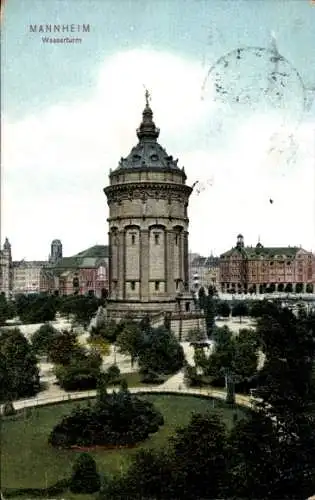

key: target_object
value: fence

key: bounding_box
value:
[1,385,254,416]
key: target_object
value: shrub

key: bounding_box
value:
[31,323,59,356]
[184,365,203,387]
[138,326,184,375]
[55,361,101,391]
[139,367,162,384]
[3,400,16,416]
[49,385,164,448]
[70,453,101,494]
[186,328,205,342]
[106,364,121,384]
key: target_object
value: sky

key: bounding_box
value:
[1,0,315,260]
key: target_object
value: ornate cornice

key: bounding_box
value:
[104,182,192,203]
[107,216,189,224]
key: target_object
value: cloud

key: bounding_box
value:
[2,48,315,259]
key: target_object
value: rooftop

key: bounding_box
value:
[53,245,108,273]
[113,90,182,173]
[220,246,301,259]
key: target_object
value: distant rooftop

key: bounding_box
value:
[220,246,301,259]
[53,245,108,273]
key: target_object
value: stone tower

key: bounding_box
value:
[49,239,63,265]
[104,92,193,319]
[0,238,12,297]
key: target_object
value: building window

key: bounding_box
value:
[175,234,178,245]
[131,281,135,290]
[155,281,160,291]
[131,234,136,245]
[154,233,160,245]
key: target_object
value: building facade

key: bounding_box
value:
[220,234,315,294]
[12,260,51,295]
[104,92,200,322]
[0,239,108,298]
[189,255,220,291]
[52,245,109,298]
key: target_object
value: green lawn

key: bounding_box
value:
[108,371,170,387]
[2,394,246,497]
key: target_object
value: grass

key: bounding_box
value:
[2,394,246,497]
[108,371,169,387]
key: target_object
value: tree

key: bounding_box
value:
[0,328,40,399]
[168,413,228,499]
[48,330,80,365]
[0,350,9,402]
[231,301,249,323]
[192,325,258,394]
[54,350,102,391]
[0,294,16,325]
[284,283,293,293]
[100,413,228,500]
[216,300,231,318]
[232,331,259,383]
[90,320,120,343]
[105,364,121,384]
[204,292,216,338]
[138,326,184,375]
[58,295,101,328]
[184,363,203,387]
[306,283,313,293]
[116,320,144,367]
[31,323,59,356]
[198,286,206,310]
[15,294,56,323]
[228,410,280,499]
[86,335,110,357]
[100,448,173,500]
[250,305,315,498]
[70,453,101,494]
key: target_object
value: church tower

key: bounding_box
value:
[104,92,193,319]
[0,238,12,297]
[49,239,63,265]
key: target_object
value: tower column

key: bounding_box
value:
[108,231,112,297]
[183,230,189,290]
[179,230,184,282]
[166,229,175,295]
[140,229,149,300]
[117,229,125,299]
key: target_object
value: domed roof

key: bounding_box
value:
[115,90,181,172]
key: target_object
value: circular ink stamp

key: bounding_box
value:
[201,38,314,171]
